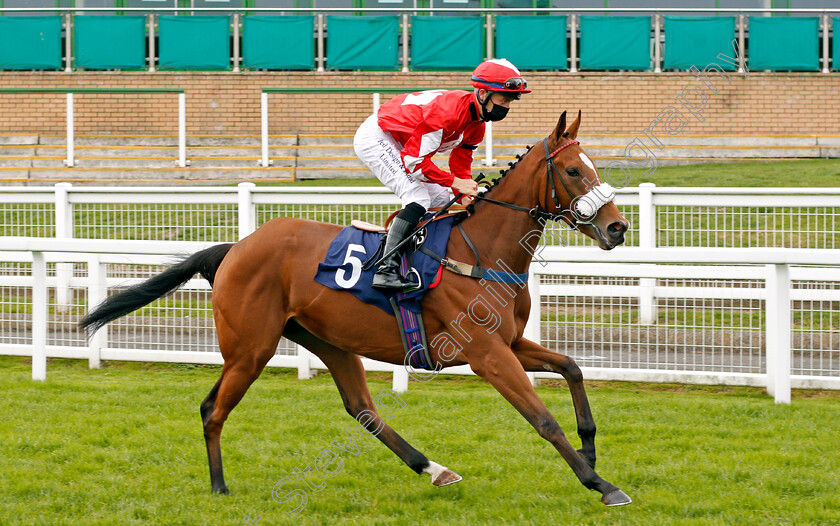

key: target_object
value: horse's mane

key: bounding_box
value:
[457,143,536,222]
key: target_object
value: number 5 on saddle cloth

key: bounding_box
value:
[314,213,529,371]
[314,214,456,371]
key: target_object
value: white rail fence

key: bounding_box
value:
[0,239,838,405]
[3,183,840,248]
[1,185,838,404]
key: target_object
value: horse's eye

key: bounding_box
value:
[566,167,580,177]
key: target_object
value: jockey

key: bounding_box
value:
[353,58,530,291]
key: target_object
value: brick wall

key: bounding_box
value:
[0,71,837,136]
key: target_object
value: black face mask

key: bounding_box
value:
[483,104,509,122]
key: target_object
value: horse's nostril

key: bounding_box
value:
[608,221,627,236]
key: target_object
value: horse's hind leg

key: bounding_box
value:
[202,312,283,494]
[200,377,225,492]
[284,320,461,486]
[513,337,598,469]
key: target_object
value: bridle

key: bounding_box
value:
[474,137,582,230]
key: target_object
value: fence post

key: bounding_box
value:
[259,91,271,167]
[525,272,541,387]
[393,366,409,393]
[738,14,746,74]
[822,14,830,74]
[653,14,662,73]
[148,14,156,73]
[372,92,380,112]
[177,92,187,168]
[64,92,75,167]
[317,14,325,72]
[569,14,578,73]
[55,183,73,312]
[297,345,313,379]
[483,121,495,166]
[638,183,656,241]
[64,13,73,73]
[485,14,493,60]
[638,183,657,324]
[401,14,410,72]
[525,272,541,344]
[765,263,791,404]
[87,255,106,369]
[232,13,241,73]
[238,182,256,239]
[32,251,47,381]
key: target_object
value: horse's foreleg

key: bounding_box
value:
[469,345,631,506]
[512,337,597,469]
[285,321,460,487]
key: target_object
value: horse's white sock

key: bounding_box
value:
[423,461,447,481]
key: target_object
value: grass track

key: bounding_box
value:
[3,356,840,525]
[264,158,840,188]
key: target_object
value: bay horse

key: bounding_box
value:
[80,111,632,506]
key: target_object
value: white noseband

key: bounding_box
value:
[575,183,616,218]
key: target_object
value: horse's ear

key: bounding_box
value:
[553,111,568,143]
[566,110,582,140]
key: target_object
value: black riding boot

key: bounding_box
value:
[372,203,425,292]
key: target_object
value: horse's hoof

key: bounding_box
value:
[212,485,230,495]
[601,488,632,507]
[432,469,462,487]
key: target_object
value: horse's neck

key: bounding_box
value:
[459,155,546,275]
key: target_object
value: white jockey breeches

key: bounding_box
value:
[353,114,450,211]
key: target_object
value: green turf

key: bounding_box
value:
[2,356,840,525]
[261,158,840,188]
[637,158,840,188]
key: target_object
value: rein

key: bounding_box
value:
[474,137,580,230]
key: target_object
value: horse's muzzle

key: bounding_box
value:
[580,218,627,250]
[606,220,628,247]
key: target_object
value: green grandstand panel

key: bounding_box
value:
[496,16,567,71]
[663,17,736,71]
[579,16,650,71]
[75,16,146,70]
[410,16,484,71]
[834,18,840,71]
[327,16,399,71]
[748,17,819,71]
[243,16,314,70]
[0,16,62,71]
[158,16,230,71]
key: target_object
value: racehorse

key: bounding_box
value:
[80,111,632,506]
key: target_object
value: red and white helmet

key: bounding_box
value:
[471,58,531,99]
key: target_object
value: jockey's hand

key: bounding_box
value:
[458,195,475,206]
[451,177,478,197]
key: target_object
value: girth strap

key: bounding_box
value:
[418,245,528,285]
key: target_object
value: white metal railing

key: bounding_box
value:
[1,238,838,405]
[2,183,839,248]
[258,88,495,168]
[0,89,187,168]
[1,185,837,403]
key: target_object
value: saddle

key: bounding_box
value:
[314,205,528,371]
[314,212,459,370]
[351,203,470,233]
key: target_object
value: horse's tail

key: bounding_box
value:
[79,243,235,335]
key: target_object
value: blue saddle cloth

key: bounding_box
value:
[314,216,455,315]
